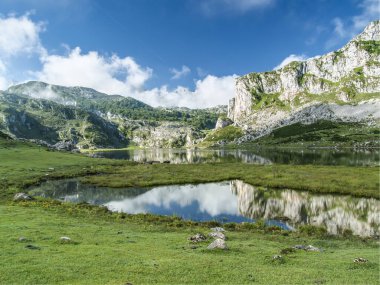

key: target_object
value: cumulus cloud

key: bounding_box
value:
[273,54,308,70]
[200,0,275,15]
[138,74,237,108]
[0,13,46,90]
[34,48,235,108]
[170,65,191,80]
[326,0,380,48]
[0,14,236,108]
[0,13,45,57]
[35,47,152,94]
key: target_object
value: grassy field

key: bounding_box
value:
[1,139,378,199]
[1,138,379,284]
[79,163,379,198]
[1,203,379,285]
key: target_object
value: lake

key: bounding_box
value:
[88,148,379,166]
[29,179,380,237]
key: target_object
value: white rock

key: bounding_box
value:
[207,238,228,250]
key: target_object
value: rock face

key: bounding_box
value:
[214,117,233,130]
[129,122,202,148]
[228,21,380,141]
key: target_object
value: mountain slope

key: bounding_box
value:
[2,82,226,148]
[227,20,380,144]
[0,92,126,148]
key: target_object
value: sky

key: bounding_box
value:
[0,0,378,108]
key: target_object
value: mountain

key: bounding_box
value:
[0,92,125,148]
[224,20,380,147]
[1,82,226,149]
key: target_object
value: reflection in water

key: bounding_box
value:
[29,179,380,236]
[91,148,379,166]
[231,180,380,237]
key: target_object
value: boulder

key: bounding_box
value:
[210,227,225,232]
[207,238,228,250]
[215,117,233,130]
[13,193,34,202]
[208,232,226,240]
[188,233,207,243]
[60,236,72,243]
[354,257,368,263]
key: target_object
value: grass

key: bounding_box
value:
[1,138,379,200]
[199,125,243,147]
[1,203,379,285]
[0,138,126,201]
[79,163,379,198]
[1,138,379,284]
[242,120,380,148]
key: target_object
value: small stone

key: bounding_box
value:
[305,245,321,252]
[354,257,368,263]
[210,227,225,232]
[273,255,283,260]
[25,244,40,250]
[188,233,207,243]
[48,167,55,171]
[60,236,72,243]
[207,238,228,250]
[18,236,27,242]
[293,244,321,251]
[13,193,34,201]
[208,232,226,240]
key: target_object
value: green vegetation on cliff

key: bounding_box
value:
[252,120,380,148]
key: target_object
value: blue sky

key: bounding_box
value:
[0,0,378,107]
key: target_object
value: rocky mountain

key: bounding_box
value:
[1,82,225,149]
[0,92,125,149]
[227,20,380,145]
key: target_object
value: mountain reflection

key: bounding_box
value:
[29,179,380,236]
[231,180,380,237]
[92,148,379,166]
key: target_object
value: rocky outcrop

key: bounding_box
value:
[228,21,380,141]
[214,117,233,130]
[126,121,203,148]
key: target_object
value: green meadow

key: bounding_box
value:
[1,138,379,284]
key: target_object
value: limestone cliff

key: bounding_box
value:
[228,21,380,142]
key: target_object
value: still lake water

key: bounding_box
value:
[29,179,380,237]
[89,148,379,166]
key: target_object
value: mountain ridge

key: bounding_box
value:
[226,20,380,144]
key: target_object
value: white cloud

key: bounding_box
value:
[327,0,380,48]
[0,14,236,108]
[35,47,152,94]
[0,14,45,90]
[273,54,308,70]
[133,74,237,108]
[170,65,191,80]
[34,47,236,108]
[0,13,45,57]
[201,0,274,15]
